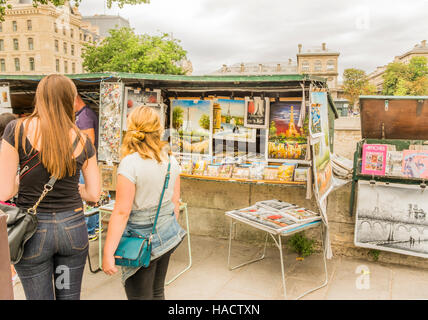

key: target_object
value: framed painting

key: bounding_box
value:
[99,164,117,191]
[355,181,428,259]
[170,99,213,156]
[244,97,270,129]
[265,101,309,163]
[212,99,256,142]
[309,91,328,139]
[122,87,164,130]
[312,136,333,202]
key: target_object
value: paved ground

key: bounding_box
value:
[13,233,428,300]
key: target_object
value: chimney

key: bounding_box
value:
[276,63,281,72]
[222,64,227,73]
[288,58,292,65]
[322,43,326,51]
[258,64,263,73]
[422,40,427,47]
[240,63,245,73]
[298,44,302,53]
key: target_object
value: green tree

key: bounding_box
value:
[383,56,428,96]
[343,68,377,112]
[199,114,210,130]
[172,107,184,130]
[269,121,277,138]
[82,27,187,75]
[0,0,149,21]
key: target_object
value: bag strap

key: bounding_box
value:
[148,156,171,243]
[26,135,81,215]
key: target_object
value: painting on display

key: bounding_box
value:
[170,99,213,156]
[244,97,270,128]
[122,88,163,130]
[402,150,428,179]
[0,86,11,109]
[212,99,256,142]
[312,136,333,202]
[309,91,328,139]
[98,82,124,163]
[355,181,428,258]
[266,101,308,162]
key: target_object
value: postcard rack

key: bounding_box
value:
[349,96,428,216]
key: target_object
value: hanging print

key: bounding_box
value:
[244,97,270,128]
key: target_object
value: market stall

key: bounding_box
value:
[350,95,428,259]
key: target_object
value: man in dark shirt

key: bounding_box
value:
[75,95,100,241]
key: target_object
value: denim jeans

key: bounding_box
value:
[14,210,89,300]
[80,170,99,235]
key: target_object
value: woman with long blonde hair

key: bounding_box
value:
[102,106,185,300]
[0,74,100,300]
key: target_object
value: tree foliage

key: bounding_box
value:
[0,0,149,21]
[82,27,187,75]
[382,56,428,96]
[342,68,376,110]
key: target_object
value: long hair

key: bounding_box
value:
[121,106,169,163]
[15,74,85,179]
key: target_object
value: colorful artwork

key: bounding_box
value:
[98,82,124,163]
[402,150,428,179]
[277,164,295,181]
[212,99,256,142]
[309,91,327,138]
[0,86,11,109]
[99,165,117,191]
[294,167,310,182]
[244,97,270,128]
[312,137,333,202]
[122,88,163,130]
[355,181,428,258]
[361,144,388,176]
[266,101,308,162]
[170,99,213,156]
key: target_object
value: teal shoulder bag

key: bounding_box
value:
[114,157,171,268]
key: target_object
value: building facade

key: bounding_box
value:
[82,14,130,39]
[367,40,428,92]
[210,43,341,99]
[0,0,97,75]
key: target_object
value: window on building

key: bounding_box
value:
[14,58,20,71]
[13,39,19,51]
[28,38,34,50]
[327,60,335,71]
[62,25,66,36]
[29,57,35,71]
[55,40,59,52]
[12,21,17,32]
[56,59,60,72]
[302,60,310,72]
[72,62,75,74]
[64,61,68,74]
[71,29,74,38]
[54,22,58,33]
[27,20,32,31]
[71,44,74,56]
[0,39,4,51]
[0,23,3,32]
[314,60,322,72]
[0,59,5,72]
[63,42,67,54]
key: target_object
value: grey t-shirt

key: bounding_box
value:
[117,152,181,211]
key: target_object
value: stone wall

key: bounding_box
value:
[333,117,361,160]
[179,177,428,270]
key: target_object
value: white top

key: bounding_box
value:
[117,152,181,211]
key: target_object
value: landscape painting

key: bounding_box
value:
[355,181,428,258]
[212,99,256,142]
[266,101,308,162]
[312,137,333,201]
[170,99,212,156]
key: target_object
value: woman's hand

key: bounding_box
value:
[102,254,118,276]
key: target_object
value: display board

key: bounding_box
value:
[98,81,124,163]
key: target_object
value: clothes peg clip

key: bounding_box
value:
[369,175,376,186]
[420,180,426,192]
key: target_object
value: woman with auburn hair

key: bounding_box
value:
[102,106,185,300]
[0,74,100,300]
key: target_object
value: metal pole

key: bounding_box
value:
[0,212,13,300]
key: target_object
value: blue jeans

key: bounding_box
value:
[80,171,99,235]
[14,210,88,300]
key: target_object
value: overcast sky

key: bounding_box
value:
[78,0,428,79]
